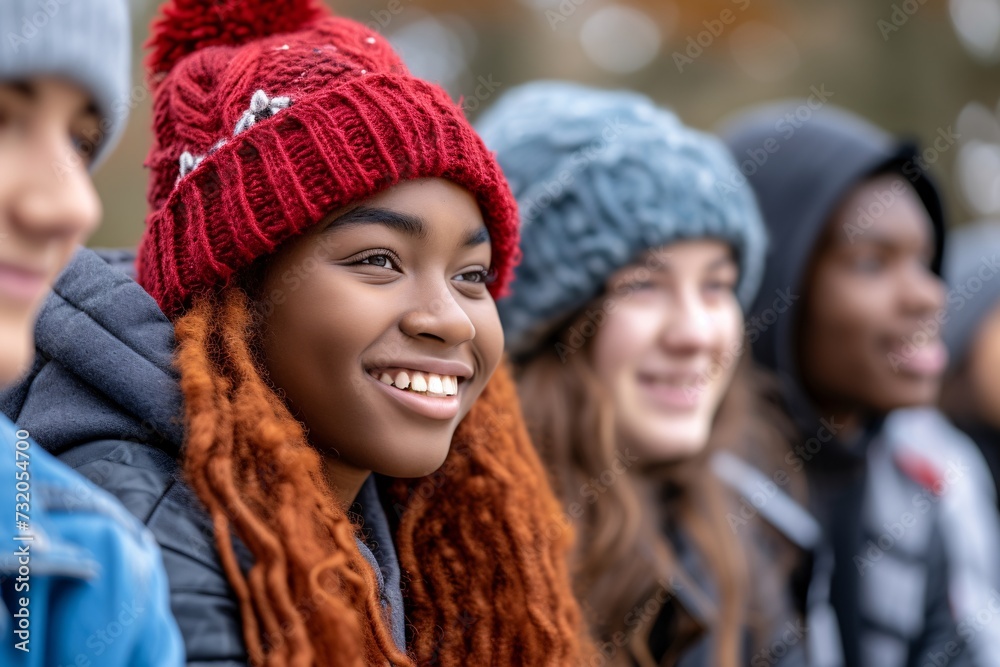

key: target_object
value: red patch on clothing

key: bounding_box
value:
[894,450,944,496]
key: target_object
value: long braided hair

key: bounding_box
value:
[174,284,588,666]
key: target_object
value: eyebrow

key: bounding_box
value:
[464,226,491,247]
[706,254,738,271]
[331,206,425,238]
[326,205,490,247]
[638,252,736,273]
[3,80,99,118]
[3,81,37,100]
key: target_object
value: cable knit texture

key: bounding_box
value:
[138,0,519,318]
[476,81,767,358]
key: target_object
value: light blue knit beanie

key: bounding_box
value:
[1,0,131,169]
[476,81,767,359]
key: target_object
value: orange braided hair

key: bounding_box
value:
[174,286,589,666]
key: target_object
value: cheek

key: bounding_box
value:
[262,271,386,393]
[591,305,659,384]
[470,298,504,375]
[713,306,744,355]
[807,277,883,356]
[707,307,744,386]
[0,313,35,386]
[970,318,1000,407]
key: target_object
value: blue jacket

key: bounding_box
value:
[0,414,184,666]
[0,247,408,664]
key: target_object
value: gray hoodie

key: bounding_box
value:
[720,104,1000,667]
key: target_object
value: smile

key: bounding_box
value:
[366,364,470,422]
[370,367,460,396]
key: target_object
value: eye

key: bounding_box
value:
[704,278,737,294]
[70,132,96,162]
[350,249,401,272]
[454,268,491,284]
[69,115,102,164]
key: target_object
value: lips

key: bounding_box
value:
[637,371,704,411]
[0,261,48,305]
[887,338,948,377]
[365,360,472,421]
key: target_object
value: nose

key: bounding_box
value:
[10,131,101,247]
[399,284,477,347]
[658,289,717,354]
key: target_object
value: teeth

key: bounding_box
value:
[374,369,461,395]
[394,371,410,390]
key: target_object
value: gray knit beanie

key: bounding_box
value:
[1,0,131,169]
[476,81,767,359]
[943,220,1000,368]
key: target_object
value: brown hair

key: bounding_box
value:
[515,308,802,667]
[174,285,589,666]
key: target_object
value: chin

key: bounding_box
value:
[878,378,941,411]
[376,441,452,479]
[630,417,712,463]
[0,327,33,387]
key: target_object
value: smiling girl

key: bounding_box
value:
[1,1,587,665]
[478,82,806,667]
[479,81,802,667]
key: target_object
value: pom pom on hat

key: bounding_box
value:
[147,0,327,77]
[138,0,519,318]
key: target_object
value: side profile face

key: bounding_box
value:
[797,173,946,418]
[590,240,744,462]
[0,78,102,386]
[260,178,504,494]
[967,303,1000,430]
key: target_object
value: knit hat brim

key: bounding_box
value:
[138,72,518,317]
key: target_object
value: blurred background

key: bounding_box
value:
[93,0,1000,247]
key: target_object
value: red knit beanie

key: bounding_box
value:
[138,0,520,318]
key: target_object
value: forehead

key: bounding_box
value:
[318,178,491,250]
[824,174,934,251]
[623,239,736,272]
[365,178,483,220]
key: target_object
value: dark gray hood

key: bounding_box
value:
[718,102,946,430]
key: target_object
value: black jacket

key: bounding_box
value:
[0,247,407,665]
